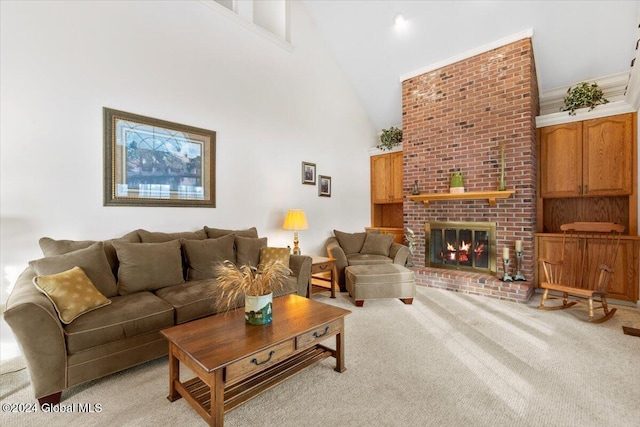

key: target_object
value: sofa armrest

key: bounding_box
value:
[325,237,348,289]
[4,267,68,400]
[390,243,409,267]
[289,255,312,297]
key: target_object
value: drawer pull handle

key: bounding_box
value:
[251,350,276,366]
[313,326,330,338]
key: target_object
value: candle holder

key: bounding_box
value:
[501,258,513,282]
[514,251,526,281]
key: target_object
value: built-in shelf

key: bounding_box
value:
[408,190,516,207]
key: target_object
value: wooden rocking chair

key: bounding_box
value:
[538,222,625,323]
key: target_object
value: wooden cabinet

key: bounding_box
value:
[540,113,633,198]
[535,233,639,302]
[370,151,404,243]
[371,152,403,203]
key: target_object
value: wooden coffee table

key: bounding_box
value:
[160,294,351,426]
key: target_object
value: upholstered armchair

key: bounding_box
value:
[325,230,409,291]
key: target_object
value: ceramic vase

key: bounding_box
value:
[245,292,273,325]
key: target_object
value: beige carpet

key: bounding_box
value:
[2,286,639,426]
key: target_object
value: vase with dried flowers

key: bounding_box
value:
[214,260,291,325]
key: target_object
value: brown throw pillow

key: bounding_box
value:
[112,240,184,295]
[29,242,118,298]
[137,228,207,243]
[235,236,268,267]
[204,226,259,239]
[333,230,367,254]
[181,234,236,280]
[258,247,291,270]
[360,233,395,256]
[33,266,111,324]
[39,230,140,276]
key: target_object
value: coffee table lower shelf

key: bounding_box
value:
[171,345,335,423]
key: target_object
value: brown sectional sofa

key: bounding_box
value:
[4,226,312,405]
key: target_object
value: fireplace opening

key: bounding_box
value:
[425,221,497,274]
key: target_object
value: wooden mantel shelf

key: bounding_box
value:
[408,190,516,206]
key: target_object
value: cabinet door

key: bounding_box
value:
[583,113,633,196]
[390,151,404,202]
[371,155,390,203]
[540,123,582,198]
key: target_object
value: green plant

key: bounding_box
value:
[377,126,403,151]
[560,82,609,116]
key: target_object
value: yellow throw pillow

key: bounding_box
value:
[33,266,111,324]
[258,247,291,270]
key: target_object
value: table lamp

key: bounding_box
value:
[282,209,308,255]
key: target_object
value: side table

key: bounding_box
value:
[309,256,337,299]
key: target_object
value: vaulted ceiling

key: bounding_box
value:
[302,0,640,130]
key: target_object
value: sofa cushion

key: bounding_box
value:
[63,291,174,354]
[334,230,367,254]
[137,228,207,243]
[33,266,111,324]
[346,253,394,266]
[38,231,141,276]
[259,247,291,270]
[235,236,268,267]
[181,234,236,280]
[154,279,219,324]
[112,240,185,295]
[360,233,394,256]
[204,226,259,239]
[29,242,118,298]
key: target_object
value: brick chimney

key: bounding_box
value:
[402,38,539,302]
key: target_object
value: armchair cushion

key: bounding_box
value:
[360,233,394,256]
[346,253,394,266]
[181,234,236,280]
[333,230,366,254]
[112,240,184,295]
[29,242,118,298]
[33,266,111,324]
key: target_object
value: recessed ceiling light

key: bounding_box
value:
[394,14,408,31]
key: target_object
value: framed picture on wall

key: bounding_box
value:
[302,161,316,185]
[318,175,331,197]
[103,108,216,207]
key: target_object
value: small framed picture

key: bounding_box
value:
[302,161,316,185]
[318,175,331,197]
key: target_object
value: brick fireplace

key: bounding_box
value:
[402,37,539,302]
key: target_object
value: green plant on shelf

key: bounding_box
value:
[377,126,403,151]
[560,82,609,116]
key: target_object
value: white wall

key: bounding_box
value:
[0,0,376,303]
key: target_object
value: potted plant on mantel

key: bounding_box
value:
[560,81,609,116]
[377,126,403,151]
[215,260,290,325]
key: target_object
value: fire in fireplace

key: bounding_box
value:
[425,221,497,274]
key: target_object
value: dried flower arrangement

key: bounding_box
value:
[214,260,290,313]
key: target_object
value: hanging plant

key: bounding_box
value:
[560,82,609,116]
[377,126,403,151]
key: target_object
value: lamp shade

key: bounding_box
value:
[282,209,308,231]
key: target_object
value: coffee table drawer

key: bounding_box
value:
[297,319,341,349]
[226,339,295,383]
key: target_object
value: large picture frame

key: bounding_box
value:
[104,108,216,207]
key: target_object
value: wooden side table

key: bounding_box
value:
[309,256,337,298]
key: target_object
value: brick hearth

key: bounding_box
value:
[402,38,539,302]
